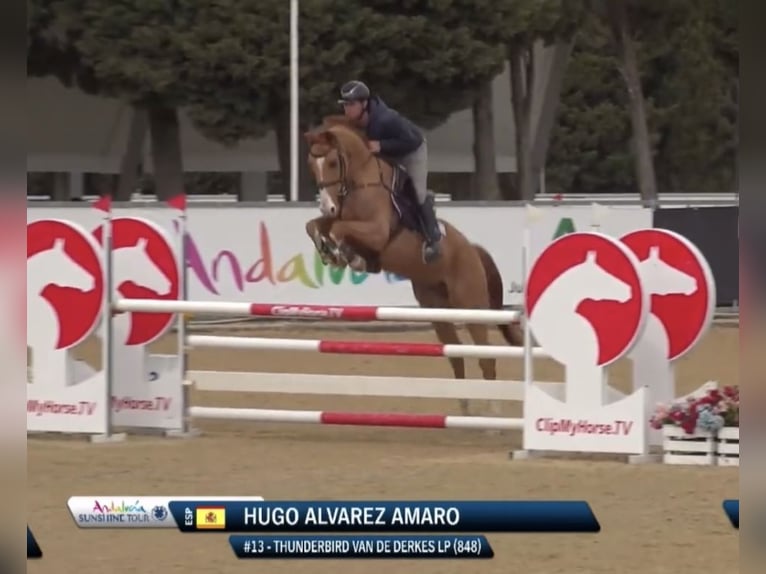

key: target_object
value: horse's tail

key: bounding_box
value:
[473,244,524,346]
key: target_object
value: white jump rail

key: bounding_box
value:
[190,371,628,402]
[114,299,521,324]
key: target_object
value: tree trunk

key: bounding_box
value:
[274,107,315,201]
[147,105,184,201]
[471,80,501,200]
[115,107,148,201]
[531,40,573,187]
[509,45,535,201]
[607,0,658,201]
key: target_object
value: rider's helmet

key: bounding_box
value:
[338,80,370,104]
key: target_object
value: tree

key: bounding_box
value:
[30,0,512,201]
[546,15,636,194]
[648,0,737,193]
[28,1,100,92]
[471,81,501,199]
[493,0,587,200]
[115,109,148,201]
[28,0,196,200]
[359,1,508,126]
[593,0,736,198]
[31,0,735,200]
[602,0,657,201]
[546,0,737,195]
[185,0,510,200]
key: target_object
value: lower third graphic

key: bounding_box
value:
[28,526,42,559]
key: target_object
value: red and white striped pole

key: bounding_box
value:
[185,334,547,359]
[188,406,522,431]
[113,299,521,325]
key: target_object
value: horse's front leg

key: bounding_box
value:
[329,220,390,272]
[306,216,346,268]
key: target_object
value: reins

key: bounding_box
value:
[309,136,392,217]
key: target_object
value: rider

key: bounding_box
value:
[337,80,442,264]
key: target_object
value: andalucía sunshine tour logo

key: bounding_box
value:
[28,526,42,558]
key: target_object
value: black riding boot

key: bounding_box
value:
[417,193,442,264]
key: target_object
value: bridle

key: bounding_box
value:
[309,145,352,201]
[309,138,390,216]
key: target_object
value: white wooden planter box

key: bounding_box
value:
[662,425,716,465]
[716,426,739,467]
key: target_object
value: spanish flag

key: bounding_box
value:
[195,506,226,529]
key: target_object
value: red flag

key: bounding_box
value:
[93,194,112,213]
[166,193,187,212]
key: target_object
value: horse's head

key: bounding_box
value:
[305,121,374,218]
[305,129,346,217]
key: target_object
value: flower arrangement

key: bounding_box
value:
[650,385,739,435]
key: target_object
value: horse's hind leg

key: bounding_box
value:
[432,321,470,415]
[464,323,502,417]
[413,284,470,416]
[445,260,502,419]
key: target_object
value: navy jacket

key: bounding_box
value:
[365,96,424,158]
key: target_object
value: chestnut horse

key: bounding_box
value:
[304,117,523,416]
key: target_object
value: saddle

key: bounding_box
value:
[346,160,430,274]
[384,161,424,235]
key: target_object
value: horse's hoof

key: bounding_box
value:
[349,255,367,272]
[319,253,333,266]
[314,238,332,258]
[327,246,341,260]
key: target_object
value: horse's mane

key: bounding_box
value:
[305,115,373,164]
[321,115,369,144]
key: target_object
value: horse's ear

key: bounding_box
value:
[319,130,336,145]
[322,130,336,144]
[322,115,349,128]
[304,130,333,146]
